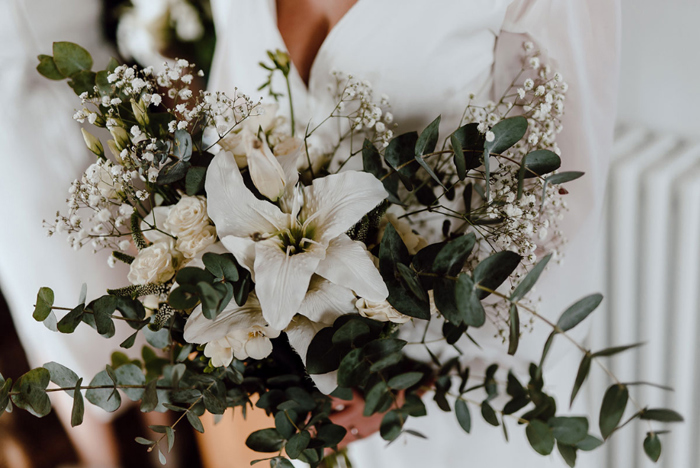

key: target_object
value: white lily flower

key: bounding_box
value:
[206,151,389,330]
[242,130,287,201]
[183,294,281,367]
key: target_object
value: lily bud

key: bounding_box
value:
[107,139,121,159]
[131,99,150,127]
[110,126,131,151]
[81,128,104,157]
[243,131,286,201]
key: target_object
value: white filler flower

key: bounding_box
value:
[205,151,389,330]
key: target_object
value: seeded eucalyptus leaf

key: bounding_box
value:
[197,281,227,319]
[508,304,520,355]
[337,348,370,388]
[388,372,423,391]
[511,253,552,302]
[363,381,390,416]
[286,430,311,459]
[247,429,285,452]
[526,420,555,455]
[549,417,588,445]
[33,287,54,322]
[591,342,644,358]
[570,354,592,408]
[599,385,629,439]
[52,42,93,77]
[11,368,52,417]
[43,362,79,397]
[557,294,604,332]
[363,139,401,204]
[640,408,684,423]
[233,271,253,306]
[37,54,64,80]
[380,410,404,441]
[173,130,193,161]
[115,364,146,401]
[557,442,577,468]
[454,274,486,327]
[86,370,121,413]
[455,399,472,433]
[473,251,521,299]
[643,433,662,462]
[379,224,430,319]
[203,253,240,282]
[523,150,561,178]
[70,378,85,427]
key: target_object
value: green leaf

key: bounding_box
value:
[454,274,486,327]
[369,351,404,372]
[317,423,347,447]
[177,267,215,285]
[451,123,484,176]
[557,294,604,332]
[143,327,171,349]
[169,284,200,310]
[185,166,207,196]
[36,55,64,80]
[306,327,342,375]
[414,116,445,187]
[337,348,370,388]
[135,436,154,446]
[203,253,240,282]
[379,224,430,319]
[483,117,528,198]
[576,434,603,451]
[591,342,644,358]
[363,381,390,416]
[187,412,205,433]
[52,42,93,77]
[198,281,233,320]
[384,132,419,189]
[431,233,477,276]
[157,160,191,185]
[247,429,285,452]
[546,171,585,185]
[523,150,561,178]
[173,130,193,161]
[86,370,121,412]
[549,416,589,445]
[387,372,423,390]
[92,295,117,337]
[166,427,175,452]
[455,399,471,433]
[599,385,629,439]
[115,364,146,401]
[643,432,662,462]
[58,304,84,333]
[473,251,521,299]
[71,378,84,427]
[396,263,429,303]
[158,449,166,465]
[11,368,51,417]
[270,457,295,468]
[557,442,577,468]
[68,70,96,96]
[570,354,592,407]
[510,253,552,302]
[451,133,466,180]
[480,401,499,426]
[380,410,404,441]
[43,361,79,397]
[640,408,684,423]
[332,319,371,348]
[508,304,520,355]
[274,410,296,439]
[526,420,555,456]
[286,430,310,459]
[0,378,12,417]
[140,379,158,412]
[33,287,54,322]
[362,139,400,204]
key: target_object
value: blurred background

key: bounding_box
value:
[1,0,699,467]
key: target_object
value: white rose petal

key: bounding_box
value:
[176,225,217,259]
[164,195,211,239]
[127,240,178,285]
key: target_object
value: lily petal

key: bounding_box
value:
[285,315,338,394]
[220,235,257,280]
[243,131,287,201]
[183,295,265,344]
[253,242,325,330]
[297,275,357,324]
[302,171,387,244]
[316,234,389,302]
[205,151,286,238]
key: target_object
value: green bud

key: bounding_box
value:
[269,49,291,75]
[81,128,104,157]
[110,126,131,151]
[107,139,120,158]
[131,99,149,126]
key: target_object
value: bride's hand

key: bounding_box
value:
[328,390,386,450]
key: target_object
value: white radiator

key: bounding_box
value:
[589,127,700,468]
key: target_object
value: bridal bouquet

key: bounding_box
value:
[1,42,681,467]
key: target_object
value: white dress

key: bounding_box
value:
[208,0,620,466]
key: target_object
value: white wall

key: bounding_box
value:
[618,0,700,138]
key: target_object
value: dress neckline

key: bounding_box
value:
[267,0,364,93]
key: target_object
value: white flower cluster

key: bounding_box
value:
[328,70,396,148]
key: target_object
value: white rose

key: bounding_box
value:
[83,162,121,198]
[219,131,248,167]
[356,298,411,324]
[127,240,178,285]
[380,213,428,256]
[177,225,217,259]
[273,136,303,157]
[164,195,211,238]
